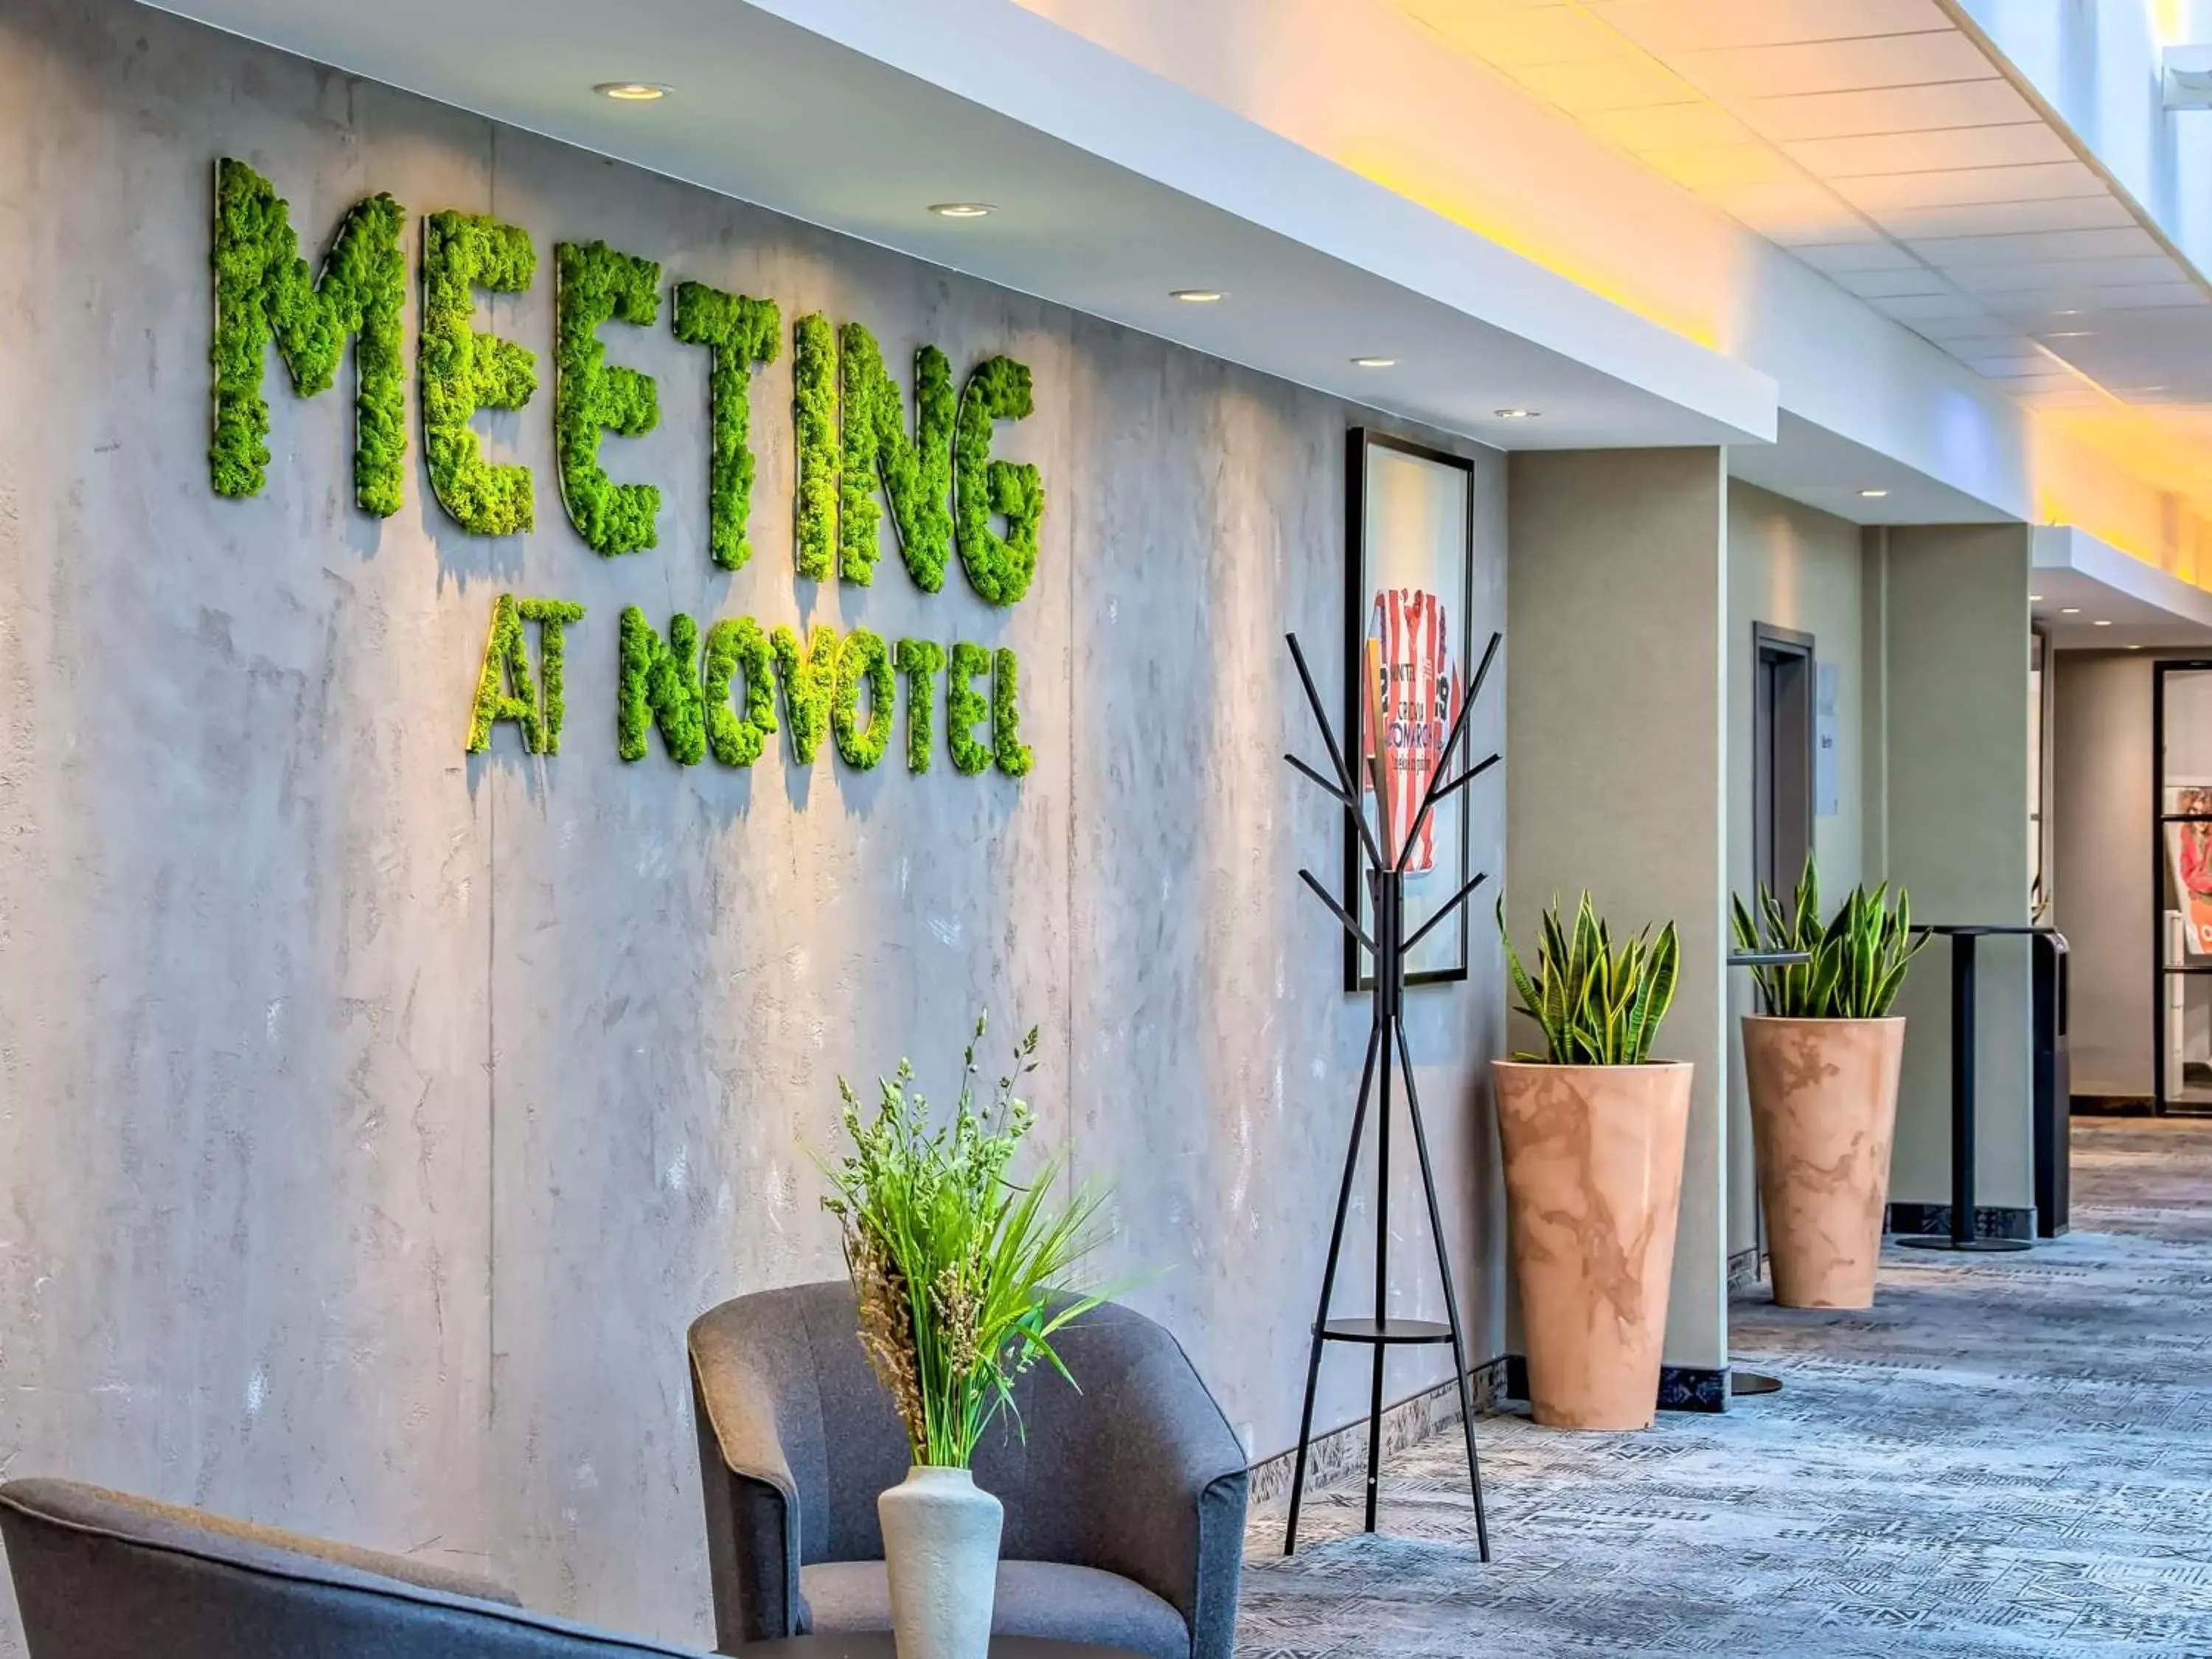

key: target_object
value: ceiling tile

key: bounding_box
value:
[1416,5,1634,67]
[1666,31,1997,101]
[1701,177,1867,241]
[1867,195,2134,240]
[1509,55,1698,112]
[1732,78,2037,144]
[1834,267,1958,298]
[1791,240,1925,273]
[1637,141,1799,188]
[1827,161,2107,210]
[1579,101,1756,149]
[1587,0,1952,52]
[1960,352,2062,377]
[1869,292,1992,321]
[1945,255,2185,293]
[1909,226,2166,266]
[1787,123,2076,176]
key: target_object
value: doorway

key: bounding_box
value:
[1753,624,1817,897]
[2152,658,2212,1114]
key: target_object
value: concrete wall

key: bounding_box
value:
[1868,526,2034,1212]
[1723,483,1866,1258]
[1505,448,1728,1374]
[0,0,1509,1644]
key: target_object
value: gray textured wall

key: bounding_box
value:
[0,0,1507,1644]
[1873,525,2033,1211]
[1723,484,1868,1258]
[1503,448,1729,1374]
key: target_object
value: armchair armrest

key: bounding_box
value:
[1061,1340,1249,1659]
[688,1339,804,1652]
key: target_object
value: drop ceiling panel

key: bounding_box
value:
[1667,31,1996,99]
[1787,123,2075,176]
[1588,0,1952,54]
[1392,0,2212,477]
[1828,161,2107,210]
[1733,79,2037,145]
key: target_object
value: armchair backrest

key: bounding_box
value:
[0,1479,702,1659]
[686,1281,1230,1563]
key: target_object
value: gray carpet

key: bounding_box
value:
[1239,1119,2212,1657]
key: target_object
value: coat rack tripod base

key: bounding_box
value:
[1278,630,1499,1563]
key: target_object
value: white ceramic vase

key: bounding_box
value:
[877,1465,1003,1659]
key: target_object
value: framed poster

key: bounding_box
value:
[1343,428,1476,990]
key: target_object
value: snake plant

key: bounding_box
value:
[1731,856,1928,1020]
[1500,893,1680,1065]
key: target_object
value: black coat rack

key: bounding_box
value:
[1279,627,1501,1562]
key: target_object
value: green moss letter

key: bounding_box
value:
[954,357,1043,607]
[840,324,956,591]
[554,241,661,557]
[703,616,779,766]
[422,210,538,537]
[894,639,945,774]
[618,608,708,765]
[832,629,896,770]
[946,641,994,776]
[672,284,781,570]
[210,159,406,515]
[992,647,1033,777]
[792,314,837,582]
[466,594,584,755]
[772,623,841,765]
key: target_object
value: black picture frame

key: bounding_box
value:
[1343,427,1477,992]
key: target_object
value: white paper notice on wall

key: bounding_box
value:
[1815,662,1840,818]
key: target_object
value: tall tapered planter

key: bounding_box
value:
[1740,1015,1905,1310]
[1492,1060,1693,1431]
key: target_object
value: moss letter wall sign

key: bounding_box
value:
[466,594,585,755]
[422,211,538,537]
[672,283,781,571]
[555,242,664,556]
[955,358,1043,606]
[210,159,407,515]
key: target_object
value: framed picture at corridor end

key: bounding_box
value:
[1344,428,1476,991]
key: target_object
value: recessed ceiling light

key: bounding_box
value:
[1494,407,1538,420]
[2060,606,2082,614]
[2093,618,2114,627]
[2055,308,2081,316]
[1859,487,1890,499]
[929,203,995,219]
[2046,330,2092,338]
[2029,594,2045,602]
[1350,355,1397,369]
[2140,385,2170,394]
[594,81,670,101]
[1170,289,1225,303]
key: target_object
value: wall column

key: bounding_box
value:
[1869,525,2034,1220]
[1506,448,1731,1385]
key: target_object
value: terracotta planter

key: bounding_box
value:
[1739,1015,1905,1310]
[1492,1060,1693,1431]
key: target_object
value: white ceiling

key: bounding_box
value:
[2032,526,2212,649]
[137,0,1773,453]
[1396,0,2212,414]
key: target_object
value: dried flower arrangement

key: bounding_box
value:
[822,1015,1107,1468]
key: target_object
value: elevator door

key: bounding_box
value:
[1754,625,1816,898]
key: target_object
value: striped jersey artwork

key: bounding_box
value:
[1363,586,1461,874]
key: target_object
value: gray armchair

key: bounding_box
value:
[0,1478,706,1659]
[688,1282,1248,1659]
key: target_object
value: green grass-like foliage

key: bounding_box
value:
[210,159,406,515]
[672,283,781,571]
[1500,892,1680,1065]
[773,623,841,765]
[422,210,538,536]
[823,1015,1109,1469]
[1731,856,1929,1019]
[793,315,838,582]
[618,608,706,764]
[705,616,779,767]
[466,594,584,755]
[841,324,957,591]
[833,629,897,770]
[954,358,1043,607]
[946,642,995,776]
[992,648,1033,778]
[554,241,661,556]
[896,639,945,774]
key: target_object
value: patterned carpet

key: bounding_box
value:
[1239,1119,2212,1658]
